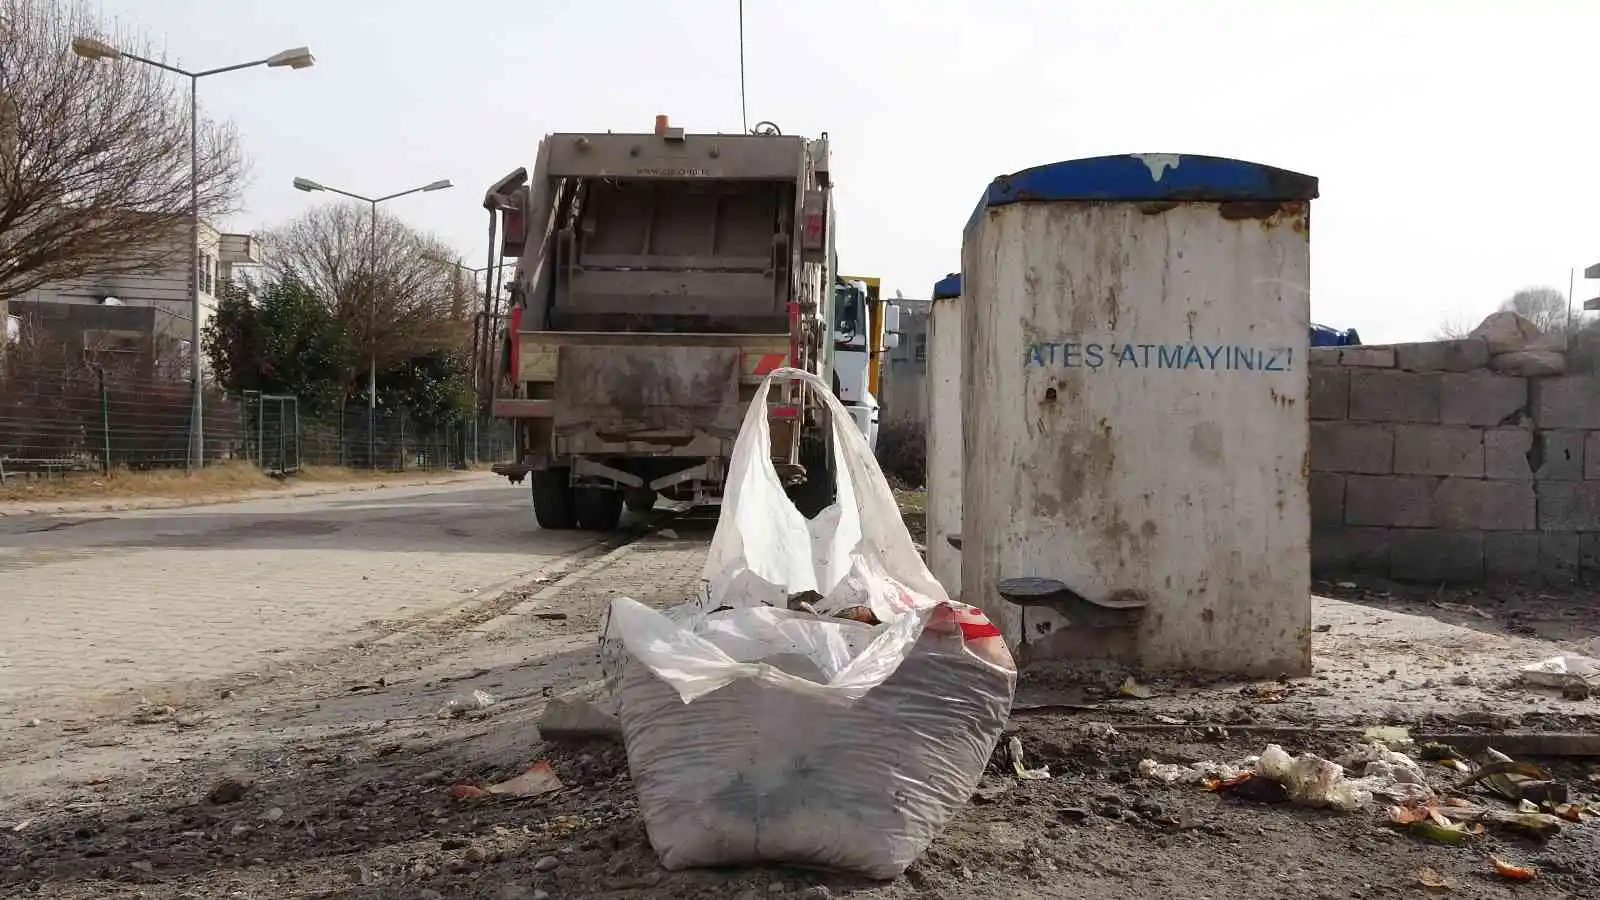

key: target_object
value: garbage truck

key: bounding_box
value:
[485,116,846,530]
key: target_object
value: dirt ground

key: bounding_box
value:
[3,514,1599,898]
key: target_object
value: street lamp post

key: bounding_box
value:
[70,37,314,472]
[291,177,453,468]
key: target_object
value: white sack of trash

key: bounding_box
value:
[599,369,1017,879]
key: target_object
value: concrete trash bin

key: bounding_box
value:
[958,153,1319,676]
[926,272,963,598]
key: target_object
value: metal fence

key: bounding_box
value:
[0,363,246,477]
[295,405,514,472]
[242,392,302,476]
[0,364,514,480]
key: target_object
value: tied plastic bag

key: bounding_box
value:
[600,368,1016,879]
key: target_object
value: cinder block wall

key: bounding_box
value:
[1311,336,1600,584]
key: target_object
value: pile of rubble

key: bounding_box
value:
[1474,309,1580,376]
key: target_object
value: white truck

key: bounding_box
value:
[831,275,900,451]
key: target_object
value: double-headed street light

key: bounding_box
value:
[70,37,314,471]
[292,177,454,468]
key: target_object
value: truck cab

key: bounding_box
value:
[831,275,901,450]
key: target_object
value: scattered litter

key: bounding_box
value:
[1416,866,1452,891]
[1418,741,1457,761]
[1312,623,1332,633]
[1491,857,1535,882]
[23,718,39,728]
[487,761,563,797]
[1457,749,1565,805]
[1339,743,1429,792]
[1519,655,1599,690]
[129,703,176,725]
[1362,726,1413,749]
[1241,682,1291,703]
[448,784,492,801]
[657,529,679,540]
[1554,802,1588,822]
[1335,581,1357,589]
[1154,714,1187,725]
[1007,737,1050,780]
[8,820,31,833]
[1483,810,1562,838]
[438,689,498,719]
[1138,758,1244,786]
[1256,744,1369,811]
[1210,772,1289,804]
[1388,803,1472,845]
[1117,676,1154,700]
[1391,797,1563,841]
[533,612,569,621]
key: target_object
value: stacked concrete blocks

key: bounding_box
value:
[1311,335,1600,584]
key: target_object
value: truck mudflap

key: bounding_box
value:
[491,461,532,483]
[552,345,742,439]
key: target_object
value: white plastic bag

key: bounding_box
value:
[599,368,1016,878]
[601,368,1011,702]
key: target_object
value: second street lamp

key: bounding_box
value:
[292,177,453,468]
[71,37,315,471]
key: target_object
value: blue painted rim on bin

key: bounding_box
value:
[962,154,1319,237]
[983,154,1319,207]
[932,273,961,299]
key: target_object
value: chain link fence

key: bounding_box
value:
[0,362,245,478]
[1,365,514,481]
[295,405,513,473]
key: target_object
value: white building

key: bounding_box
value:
[6,223,262,373]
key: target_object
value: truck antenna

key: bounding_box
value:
[737,0,748,133]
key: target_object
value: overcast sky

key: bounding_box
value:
[101,0,1600,343]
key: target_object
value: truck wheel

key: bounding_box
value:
[531,469,577,530]
[574,487,624,531]
[624,487,658,515]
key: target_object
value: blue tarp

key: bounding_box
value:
[1309,323,1361,347]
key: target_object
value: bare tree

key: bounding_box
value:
[257,203,465,393]
[0,0,248,304]
[1433,313,1473,341]
[1502,286,1573,335]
